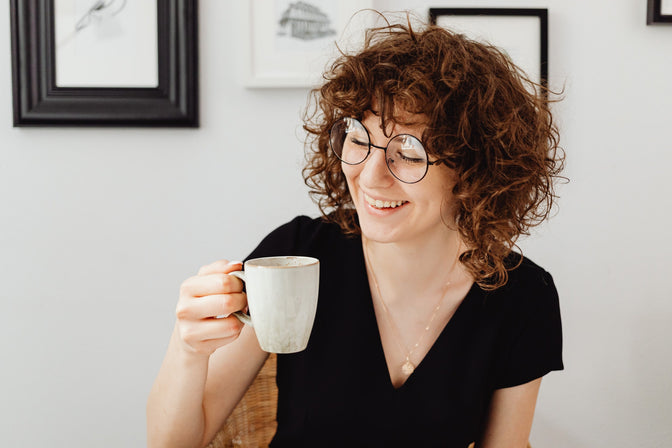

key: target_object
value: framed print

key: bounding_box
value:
[647,0,672,24]
[429,8,548,88]
[10,0,199,127]
[244,0,372,88]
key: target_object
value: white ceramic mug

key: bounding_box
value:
[230,256,320,353]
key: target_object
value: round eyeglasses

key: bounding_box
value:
[329,117,440,184]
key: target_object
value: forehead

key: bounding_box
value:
[367,98,427,125]
[362,109,427,136]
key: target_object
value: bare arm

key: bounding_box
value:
[476,378,542,448]
[146,260,268,448]
[200,327,268,446]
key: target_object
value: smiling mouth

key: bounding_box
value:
[364,193,408,209]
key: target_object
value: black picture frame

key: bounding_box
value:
[647,0,672,24]
[10,0,199,127]
[429,8,548,88]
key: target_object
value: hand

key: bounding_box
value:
[175,259,247,356]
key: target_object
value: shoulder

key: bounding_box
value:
[503,253,556,295]
[246,215,346,259]
[483,252,560,319]
[262,214,343,247]
[485,253,564,387]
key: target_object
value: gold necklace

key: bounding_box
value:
[364,241,460,377]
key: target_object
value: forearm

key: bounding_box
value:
[476,379,541,448]
[147,325,210,448]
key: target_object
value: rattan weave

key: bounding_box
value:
[206,353,278,448]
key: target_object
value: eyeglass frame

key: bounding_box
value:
[329,117,445,184]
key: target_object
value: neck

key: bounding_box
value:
[362,228,466,304]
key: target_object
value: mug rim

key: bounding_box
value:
[245,256,319,268]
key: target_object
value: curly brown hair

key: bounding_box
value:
[302,17,565,290]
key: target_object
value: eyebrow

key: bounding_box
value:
[358,121,425,146]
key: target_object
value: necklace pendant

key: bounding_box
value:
[401,360,415,376]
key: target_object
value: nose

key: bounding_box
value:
[360,145,395,187]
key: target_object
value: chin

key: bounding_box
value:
[358,219,401,244]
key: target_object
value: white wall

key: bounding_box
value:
[0,1,670,446]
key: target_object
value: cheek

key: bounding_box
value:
[416,172,457,213]
[341,163,361,185]
[438,183,459,224]
[429,168,458,201]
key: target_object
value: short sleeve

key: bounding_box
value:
[244,215,320,261]
[494,270,564,389]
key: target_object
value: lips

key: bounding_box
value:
[364,193,408,209]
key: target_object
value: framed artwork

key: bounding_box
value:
[10,0,199,127]
[244,0,372,88]
[429,8,548,88]
[647,0,672,24]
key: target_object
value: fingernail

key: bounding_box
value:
[228,260,243,266]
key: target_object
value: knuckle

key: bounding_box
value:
[179,277,195,296]
[219,294,234,312]
[218,273,235,290]
[225,316,244,334]
[175,303,190,320]
[180,325,196,344]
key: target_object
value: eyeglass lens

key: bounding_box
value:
[330,117,429,183]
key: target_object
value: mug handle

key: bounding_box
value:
[228,270,253,327]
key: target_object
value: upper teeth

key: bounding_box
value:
[365,194,405,209]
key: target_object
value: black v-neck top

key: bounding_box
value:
[244,215,563,448]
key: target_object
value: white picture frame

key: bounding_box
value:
[429,8,548,88]
[244,0,373,88]
[647,0,672,24]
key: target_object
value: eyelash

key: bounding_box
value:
[349,137,369,148]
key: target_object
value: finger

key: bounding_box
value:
[176,293,247,320]
[197,336,242,354]
[198,260,243,276]
[180,272,244,297]
[182,316,244,342]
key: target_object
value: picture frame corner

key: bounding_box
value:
[427,7,548,88]
[10,0,200,127]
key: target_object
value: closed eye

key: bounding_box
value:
[348,137,369,148]
[394,151,424,164]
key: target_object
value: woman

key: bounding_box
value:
[147,17,564,448]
